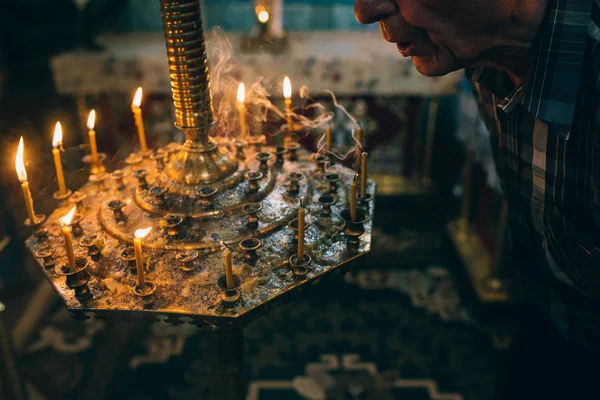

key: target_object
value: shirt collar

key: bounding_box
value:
[468,0,592,138]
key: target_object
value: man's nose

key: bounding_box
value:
[354,0,397,24]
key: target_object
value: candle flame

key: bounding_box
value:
[237,82,245,104]
[132,87,143,108]
[59,206,77,226]
[258,10,269,23]
[52,122,63,148]
[15,137,27,182]
[283,76,292,99]
[134,227,152,239]
[87,109,96,130]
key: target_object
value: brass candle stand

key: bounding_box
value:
[23,1,375,399]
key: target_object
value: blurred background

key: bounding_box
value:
[0,1,530,400]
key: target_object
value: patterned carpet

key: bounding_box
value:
[16,207,515,400]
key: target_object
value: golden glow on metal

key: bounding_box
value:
[15,137,27,182]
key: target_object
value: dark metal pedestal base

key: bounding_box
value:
[208,325,245,400]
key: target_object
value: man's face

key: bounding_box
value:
[354,0,516,76]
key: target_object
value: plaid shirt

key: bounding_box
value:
[468,0,600,341]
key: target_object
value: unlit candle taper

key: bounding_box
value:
[350,175,358,222]
[59,206,78,273]
[131,87,148,153]
[134,227,152,287]
[224,245,234,289]
[15,137,38,223]
[360,152,368,200]
[52,122,68,196]
[325,125,332,152]
[298,198,305,260]
[237,83,247,139]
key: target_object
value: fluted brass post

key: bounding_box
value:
[159,0,238,189]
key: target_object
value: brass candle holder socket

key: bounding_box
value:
[245,171,263,193]
[289,253,312,277]
[110,169,127,191]
[325,173,341,194]
[125,153,144,166]
[242,202,262,230]
[55,257,91,301]
[150,185,169,207]
[318,194,336,218]
[119,247,136,270]
[287,172,303,196]
[79,234,104,261]
[134,281,157,307]
[69,214,84,236]
[89,172,109,189]
[217,274,241,304]
[274,146,286,168]
[256,152,272,173]
[233,140,247,160]
[35,244,55,268]
[108,200,127,222]
[134,169,150,190]
[358,192,374,207]
[175,250,199,272]
[315,154,329,175]
[34,227,49,242]
[82,153,107,176]
[197,186,218,209]
[239,237,262,265]
[24,213,46,229]
[339,208,370,247]
[69,191,87,209]
[288,218,311,246]
[285,142,300,161]
[150,150,168,171]
[160,213,185,239]
[53,189,73,201]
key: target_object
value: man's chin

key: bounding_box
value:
[411,56,456,77]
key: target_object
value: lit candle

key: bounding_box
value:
[297,197,305,260]
[325,125,332,152]
[15,137,38,223]
[52,122,68,196]
[360,152,368,200]
[134,227,152,287]
[131,87,148,153]
[283,76,293,133]
[224,245,233,289]
[237,83,247,139]
[350,175,358,222]
[59,206,78,273]
[87,110,99,164]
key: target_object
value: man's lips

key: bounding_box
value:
[395,39,432,57]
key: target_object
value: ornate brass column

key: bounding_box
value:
[160,0,238,190]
